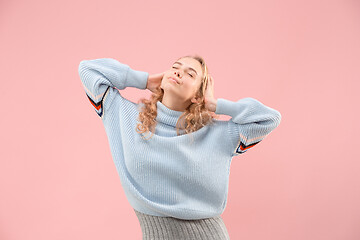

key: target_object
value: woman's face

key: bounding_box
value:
[160,57,203,102]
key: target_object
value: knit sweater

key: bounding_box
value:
[78,58,282,220]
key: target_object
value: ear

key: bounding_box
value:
[191,97,198,104]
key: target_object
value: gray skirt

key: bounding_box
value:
[134,209,230,240]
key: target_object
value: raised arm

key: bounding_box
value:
[78,58,149,118]
[214,97,282,156]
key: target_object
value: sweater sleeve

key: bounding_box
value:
[214,97,281,156]
[78,58,149,118]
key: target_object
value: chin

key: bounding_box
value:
[163,89,185,99]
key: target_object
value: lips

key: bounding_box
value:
[169,77,180,84]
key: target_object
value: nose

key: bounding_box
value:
[174,70,181,78]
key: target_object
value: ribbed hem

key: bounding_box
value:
[134,209,230,240]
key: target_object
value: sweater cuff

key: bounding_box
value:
[125,68,149,90]
[214,98,237,117]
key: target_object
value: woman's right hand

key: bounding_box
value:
[146,72,165,93]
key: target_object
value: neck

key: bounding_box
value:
[161,92,191,112]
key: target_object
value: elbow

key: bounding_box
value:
[262,112,281,137]
[272,110,282,129]
[276,110,282,125]
[78,60,90,77]
[78,60,88,69]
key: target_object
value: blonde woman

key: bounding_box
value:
[78,55,281,239]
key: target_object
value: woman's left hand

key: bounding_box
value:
[204,75,217,112]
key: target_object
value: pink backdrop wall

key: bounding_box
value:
[1,0,359,239]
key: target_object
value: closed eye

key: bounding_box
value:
[172,66,194,78]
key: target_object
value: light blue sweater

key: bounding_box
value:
[78,58,281,220]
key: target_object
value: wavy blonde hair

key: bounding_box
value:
[136,54,219,141]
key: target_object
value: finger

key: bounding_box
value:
[208,77,213,86]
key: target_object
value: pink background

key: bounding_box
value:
[1,0,359,239]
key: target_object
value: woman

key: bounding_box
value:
[78,55,281,239]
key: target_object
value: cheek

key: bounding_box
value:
[182,81,193,89]
[183,82,198,94]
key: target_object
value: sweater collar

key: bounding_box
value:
[156,101,184,127]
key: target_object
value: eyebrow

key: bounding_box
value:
[173,62,198,75]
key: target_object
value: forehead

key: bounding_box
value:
[173,57,202,74]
